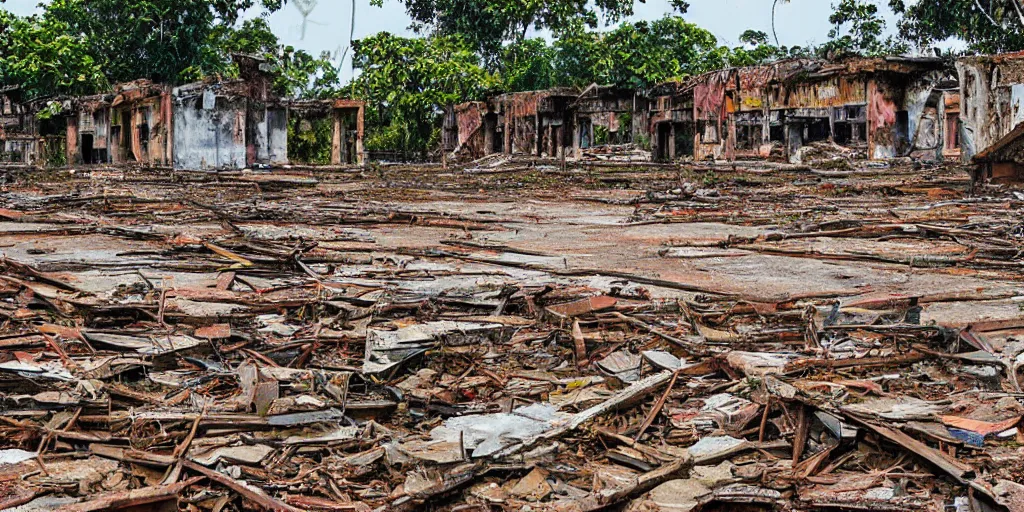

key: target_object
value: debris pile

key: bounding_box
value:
[579,143,652,163]
[0,161,1022,511]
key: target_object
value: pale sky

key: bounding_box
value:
[2,0,904,80]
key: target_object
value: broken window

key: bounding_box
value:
[81,133,94,164]
[768,111,784,142]
[805,118,830,143]
[287,114,333,165]
[655,122,671,160]
[699,120,720,144]
[138,122,150,158]
[895,110,910,151]
[735,112,764,151]
[675,122,695,158]
[833,106,866,145]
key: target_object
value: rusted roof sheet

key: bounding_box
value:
[973,121,1024,163]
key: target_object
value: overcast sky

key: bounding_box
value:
[2,0,903,80]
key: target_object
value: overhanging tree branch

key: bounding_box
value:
[973,0,1000,27]
[1011,0,1024,28]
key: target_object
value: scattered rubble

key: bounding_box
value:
[0,155,1022,512]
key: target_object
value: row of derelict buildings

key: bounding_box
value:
[0,55,366,170]
[445,52,1024,182]
[4,52,1024,181]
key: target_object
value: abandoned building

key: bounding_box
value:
[7,52,1024,174]
[648,56,959,163]
[573,85,648,152]
[446,56,967,165]
[67,80,174,167]
[0,55,365,170]
[1,86,67,165]
[444,88,577,159]
[445,86,647,160]
[957,51,1024,182]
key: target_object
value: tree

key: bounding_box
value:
[728,30,793,66]
[553,17,728,89]
[215,18,341,98]
[40,0,285,85]
[891,0,1024,53]
[351,32,493,155]
[821,0,907,57]
[0,10,106,98]
[371,0,688,65]
[772,0,790,46]
[498,39,558,92]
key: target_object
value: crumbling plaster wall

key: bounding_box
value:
[957,57,1024,162]
[266,108,288,165]
[904,71,947,160]
[172,89,247,170]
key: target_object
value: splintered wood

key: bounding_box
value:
[0,161,1022,511]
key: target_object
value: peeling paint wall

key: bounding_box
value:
[868,77,899,160]
[266,108,288,165]
[172,88,247,170]
[957,55,1024,162]
[649,57,948,163]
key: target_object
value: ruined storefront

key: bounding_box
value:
[64,80,174,166]
[3,55,364,170]
[572,85,647,156]
[650,57,954,163]
[448,86,646,160]
[447,88,578,160]
[0,86,40,164]
[172,80,250,170]
[497,88,577,158]
[649,81,695,162]
[1,86,68,166]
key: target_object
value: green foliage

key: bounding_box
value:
[552,16,730,89]
[891,0,1024,52]
[820,0,908,57]
[498,39,557,92]
[728,30,799,66]
[287,115,333,164]
[276,47,341,99]
[214,18,281,58]
[351,32,493,155]
[371,0,655,64]
[213,17,342,99]
[634,132,651,150]
[0,0,291,100]
[41,0,282,85]
[35,101,64,120]
[0,10,106,98]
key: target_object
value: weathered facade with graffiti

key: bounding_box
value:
[447,56,967,165]
[649,56,958,163]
